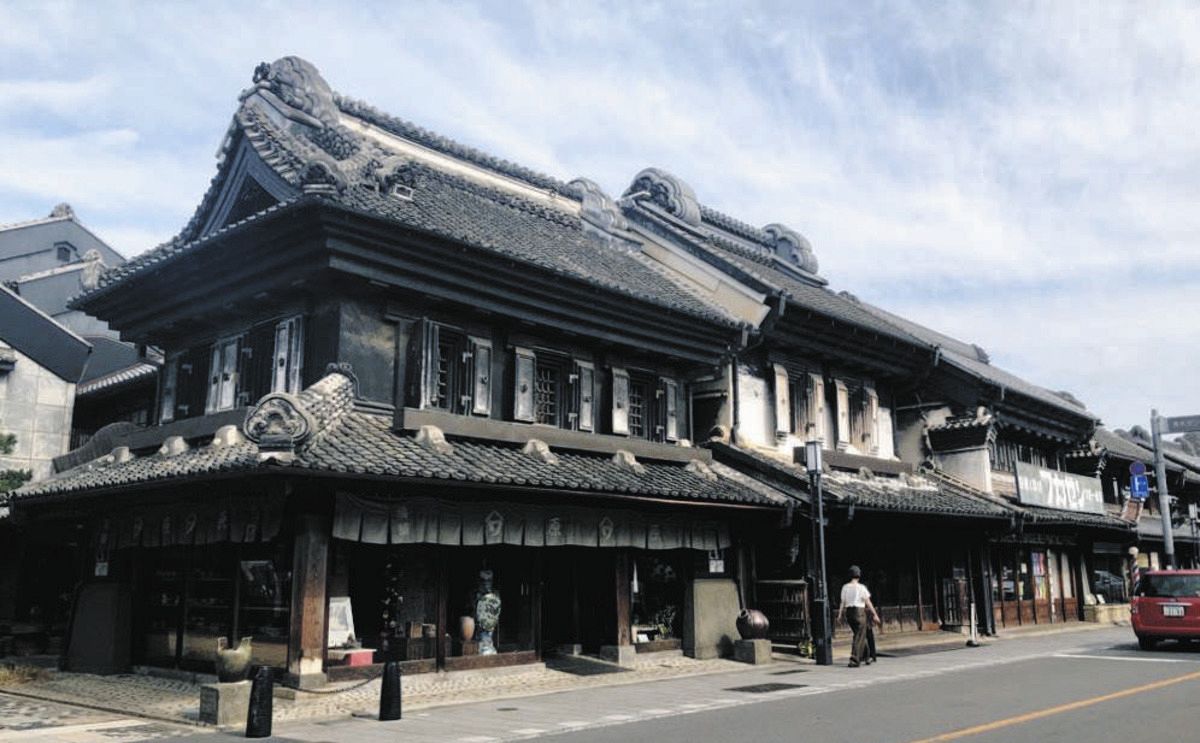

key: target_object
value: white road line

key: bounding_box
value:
[640,708,673,715]
[510,728,547,735]
[1054,653,1200,664]
[602,714,634,721]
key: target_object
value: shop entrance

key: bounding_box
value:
[541,548,616,655]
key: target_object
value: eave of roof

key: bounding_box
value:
[15,370,782,510]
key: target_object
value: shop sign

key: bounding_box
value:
[1014,462,1105,515]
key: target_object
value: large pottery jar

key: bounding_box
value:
[736,609,770,640]
[459,615,476,642]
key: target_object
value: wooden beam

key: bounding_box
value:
[396,407,712,464]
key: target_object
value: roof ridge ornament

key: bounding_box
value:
[210,425,246,448]
[323,362,360,398]
[522,439,559,465]
[157,436,189,457]
[416,425,454,455]
[247,56,338,127]
[49,203,75,220]
[612,449,646,475]
[624,168,701,226]
[244,392,315,462]
[685,458,719,482]
[762,223,819,274]
[569,178,629,234]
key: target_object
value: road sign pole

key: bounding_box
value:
[1152,409,1176,569]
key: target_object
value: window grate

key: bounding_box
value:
[534,363,560,425]
[435,340,453,409]
[628,379,648,438]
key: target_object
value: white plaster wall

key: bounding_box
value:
[735,364,773,447]
[0,343,75,482]
[877,405,896,459]
[935,448,992,492]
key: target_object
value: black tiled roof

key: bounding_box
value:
[709,443,1010,520]
[72,58,736,329]
[921,469,1134,532]
[637,214,925,346]
[14,372,783,509]
[854,300,1096,420]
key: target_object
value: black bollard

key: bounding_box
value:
[379,659,402,721]
[245,665,273,738]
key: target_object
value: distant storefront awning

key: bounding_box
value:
[333,493,731,551]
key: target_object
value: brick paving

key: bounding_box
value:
[0,652,747,727]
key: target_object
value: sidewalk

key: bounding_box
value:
[0,652,749,727]
[172,624,1135,743]
[0,621,1114,730]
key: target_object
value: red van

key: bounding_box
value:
[1131,570,1200,649]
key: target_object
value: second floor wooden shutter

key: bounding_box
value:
[514,347,535,422]
[470,336,492,416]
[575,360,595,431]
[611,367,630,435]
[663,378,679,442]
[773,363,791,437]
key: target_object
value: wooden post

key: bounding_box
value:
[614,551,632,647]
[435,547,447,669]
[287,510,330,689]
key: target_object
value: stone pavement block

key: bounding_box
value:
[198,680,251,727]
[733,639,772,664]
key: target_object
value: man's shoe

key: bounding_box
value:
[847,661,860,668]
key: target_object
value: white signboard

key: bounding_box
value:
[1015,462,1105,515]
[327,596,357,648]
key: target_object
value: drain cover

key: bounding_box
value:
[769,669,808,676]
[497,707,519,712]
[724,682,806,694]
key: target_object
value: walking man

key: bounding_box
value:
[836,565,880,668]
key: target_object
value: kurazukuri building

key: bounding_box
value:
[13,57,1141,684]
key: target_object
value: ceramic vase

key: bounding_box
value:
[459,615,476,642]
[736,609,770,640]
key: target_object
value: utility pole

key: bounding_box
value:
[805,441,833,666]
[1151,410,1175,569]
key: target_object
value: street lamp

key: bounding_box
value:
[806,440,833,666]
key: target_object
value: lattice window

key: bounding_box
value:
[434,338,454,410]
[628,378,649,438]
[535,362,561,425]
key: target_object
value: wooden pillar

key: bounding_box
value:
[600,550,634,665]
[287,510,330,689]
[435,547,448,669]
[615,551,632,647]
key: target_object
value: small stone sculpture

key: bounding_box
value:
[215,636,254,682]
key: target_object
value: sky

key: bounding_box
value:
[1,0,1197,431]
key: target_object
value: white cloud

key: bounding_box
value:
[0,0,1197,428]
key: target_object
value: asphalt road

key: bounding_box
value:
[536,637,1200,743]
[3,628,1198,742]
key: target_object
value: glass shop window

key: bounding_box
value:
[180,549,236,670]
[445,548,536,660]
[632,553,685,644]
[335,543,440,664]
[236,543,291,669]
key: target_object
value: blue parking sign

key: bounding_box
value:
[1130,474,1149,501]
